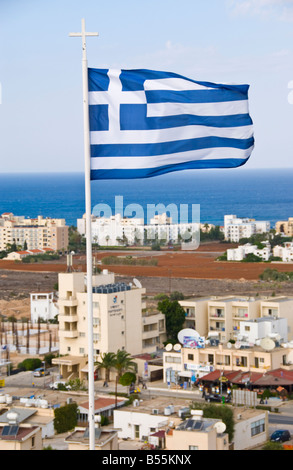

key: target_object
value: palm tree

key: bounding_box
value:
[96,352,116,382]
[113,350,137,409]
[113,349,136,379]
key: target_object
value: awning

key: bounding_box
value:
[178,371,192,378]
[81,364,99,373]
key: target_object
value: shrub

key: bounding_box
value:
[54,403,78,434]
[18,358,43,371]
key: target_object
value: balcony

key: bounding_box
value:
[59,329,78,339]
[59,296,78,307]
[58,314,78,323]
[142,329,159,340]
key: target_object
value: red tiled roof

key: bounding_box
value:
[150,430,165,438]
[201,368,293,386]
[200,370,237,382]
[79,396,126,411]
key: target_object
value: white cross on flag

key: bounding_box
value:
[88,68,254,180]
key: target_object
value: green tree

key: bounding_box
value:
[157,298,186,343]
[119,372,136,387]
[241,253,262,263]
[114,349,136,379]
[96,352,116,382]
[67,225,86,252]
[54,403,78,434]
[190,402,234,442]
[262,441,284,451]
[169,291,184,301]
[18,358,43,371]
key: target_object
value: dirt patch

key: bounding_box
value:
[95,251,293,281]
[1,243,293,300]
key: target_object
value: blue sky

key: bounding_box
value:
[1,0,293,172]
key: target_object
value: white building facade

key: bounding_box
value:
[77,213,199,246]
[227,242,271,261]
[224,215,270,243]
[237,317,288,346]
[273,242,293,262]
[30,292,59,323]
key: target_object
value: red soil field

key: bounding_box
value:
[1,243,292,281]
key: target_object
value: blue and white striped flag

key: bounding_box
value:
[88,68,254,180]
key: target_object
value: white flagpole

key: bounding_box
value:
[69,18,98,451]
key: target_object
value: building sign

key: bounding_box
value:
[183,335,205,349]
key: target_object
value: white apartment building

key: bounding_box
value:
[77,212,199,246]
[180,295,293,344]
[0,213,68,251]
[273,242,293,262]
[77,213,144,246]
[53,271,166,381]
[224,214,270,242]
[237,317,288,346]
[227,242,271,261]
[30,292,59,324]
[260,296,293,340]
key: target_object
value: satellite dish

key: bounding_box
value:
[234,342,241,349]
[214,422,226,434]
[173,343,181,351]
[133,278,142,289]
[260,337,275,352]
[227,342,232,349]
[178,328,200,345]
[165,343,173,351]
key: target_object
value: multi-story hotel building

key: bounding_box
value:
[275,217,293,237]
[224,214,270,242]
[0,213,68,251]
[164,295,293,384]
[77,212,199,246]
[179,296,261,343]
[53,271,166,381]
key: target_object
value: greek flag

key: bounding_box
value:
[88,68,254,180]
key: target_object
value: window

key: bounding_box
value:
[188,354,194,361]
[134,425,140,439]
[93,317,100,326]
[189,445,198,450]
[225,355,230,366]
[208,354,214,365]
[251,419,265,437]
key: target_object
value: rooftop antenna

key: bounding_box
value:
[260,337,275,352]
[133,278,142,289]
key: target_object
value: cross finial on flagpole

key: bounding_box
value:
[69,18,98,452]
[69,18,99,60]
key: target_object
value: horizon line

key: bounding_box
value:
[1,167,293,175]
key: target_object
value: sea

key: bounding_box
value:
[0,168,292,228]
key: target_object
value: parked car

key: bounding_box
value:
[33,368,50,377]
[204,394,231,403]
[270,430,291,442]
[49,381,71,391]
